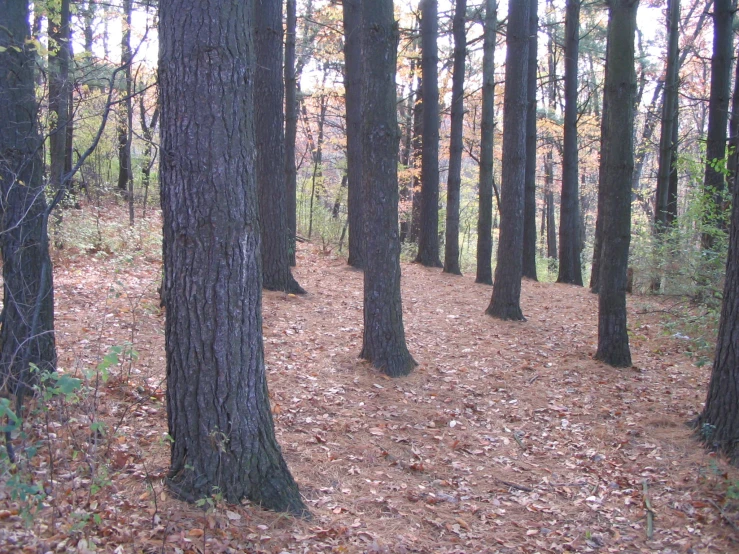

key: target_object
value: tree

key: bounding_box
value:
[255,0,304,294]
[285,0,298,266]
[48,0,71,193]
[594,0,638,368]
[116,0,132,213]
[701,0,734,249]
[415,0,442,268]
[486,0,529,321]
[343,0,365,269]
[476,0,497,285]
[159,0,306,514]
[443,0,467,276]
[522,0,538,281]
[360,0,417,378]
[696,132,739,462]
[557,0,584,286]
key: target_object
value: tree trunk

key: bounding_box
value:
[139,89,159,217]
[486,0,529,321]
[557,0,583,286]
[594,0,638,368]
[696,118,739,463]
[49,0,71,193]
[255,0,305,294]
[343,0,365,269]
[410,68,423,243]
[522,0,538,281]
[159,0,306,515]
[0,0,57,393]
[117,0,132,202]
[285,0,298,266]
[415,0,442,267]
[701,0,734,249]
[476,0,497,285]
[443,0,467,276]
[360,0,417,377]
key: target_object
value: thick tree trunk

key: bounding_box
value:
[476,0,497,286]
[487,0,529,321]
[360,0,416,378]
[0,0,57,392]
[343,0,365,269]
[701,0,734,249]
[594,0,638,368]
[159,0,306,515]
[410,70,423,243]
[255,0,304,294]
[522,0,538,281]
[696,125,739,463]
[284,0,298,266]
[443,0,467,276]
[415,0,442,267]
[117,0,132,201]
[557,0,583,286]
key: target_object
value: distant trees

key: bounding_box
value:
[594,0,638,368]
[486,0,529,321]
[415,0,442,268]
[159,0,305,514]
[255,0,305,294]
[360,0,417,377]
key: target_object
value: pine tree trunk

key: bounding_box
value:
[159,0,306,515]
[415,0,442,267]
[487,0,529,321]
[0,0,57,392]
[49,0,71,192]
[522,0,538,281]
[284,0,298,266]
[557,0,583,286]
[360,0,417,378]
[475,0,497,286]
[594,0,638,368]
[443,0,467,276]
[255,0,304,294]
[343,0,365,269]
[117,0,132,201]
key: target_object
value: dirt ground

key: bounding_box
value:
[1,205,738,553]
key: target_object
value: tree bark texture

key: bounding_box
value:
[360,0,417,378]
[443,0,467,276]
[476,0,497,286]
[415,0,442,267]
[697,126,739,463]
[557,0,583,286]
[0,0,57,392]
[595,0,638,368]
[255,0,304,294]
[284,0,298,266]
[159,0,305,515]
[343,0,365,269]
[487,0,529,321]
[48,0,71,193]
[701,0,734,249]
[522,0,538,281]
[117,0,132,199]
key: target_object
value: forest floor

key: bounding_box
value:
[1,204,738,554]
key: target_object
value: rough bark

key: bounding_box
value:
[0,0,57,392]
[48,0,71,193]
[159,0,306,515]
[476,0,497,285]
[360,0,417,378]
[701,0,734,249]
[255,0,304,294]
[522,0,538,281]
[343,0,365,269]
[557,0,583,286]
[486,0,529,321]
[696,126,739,463]
[443,0,467,276]
[284,0,298,266]
[594,0,638,368]
[415,0,442,267]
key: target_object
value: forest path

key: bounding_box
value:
[5,210,734,553]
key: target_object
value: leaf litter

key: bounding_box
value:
[0,205,737,553]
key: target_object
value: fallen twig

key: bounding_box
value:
[708,499,739,534]
[496,478,533,492]
[643,480,654,539]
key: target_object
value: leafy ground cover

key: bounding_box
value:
[1,204,737,553]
